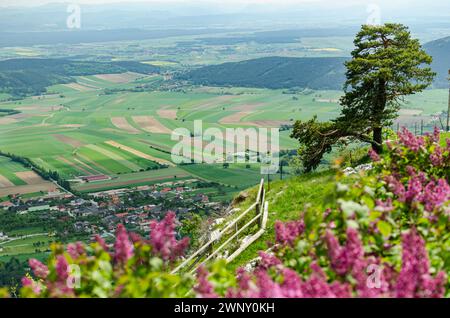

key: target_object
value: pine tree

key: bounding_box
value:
[291,23,435,171]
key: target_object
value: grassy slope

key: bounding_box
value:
[227,170,337,270]
[225,131,450,270]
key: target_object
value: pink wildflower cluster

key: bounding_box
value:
[388,127,449,177]
[194,266,218,298]
[29,258,49,279]
[385,174,450,213]
[220,263,351,298]
[258,252,282,270]
[325,228,364,276]
[196,225,447,298]
[397,127,425,152]
[368,148,381,162]
[67,242,85,260]
[396,229,446,298]
[149,211,190,262]
[114,224,134,264]
[274,218,305,246]
[430,146,444,167]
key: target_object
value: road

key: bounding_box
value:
[0,232,49,245]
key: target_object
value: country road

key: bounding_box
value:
[0,233,49,245]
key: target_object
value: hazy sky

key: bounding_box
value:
[1,0,450,21]
[0,0,446,8]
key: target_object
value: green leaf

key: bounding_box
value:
[377,221,392,238]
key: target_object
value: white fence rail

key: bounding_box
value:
[172,178,268,274]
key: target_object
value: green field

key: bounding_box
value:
[0,235,52,257]
[0,68,447,195]
[0,157,29,186]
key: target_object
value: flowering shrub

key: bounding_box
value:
[1,128,447,298]
[195,128,449,298]
[20,212,195,298]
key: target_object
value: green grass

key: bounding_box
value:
[77,146,135,174]
[0,251,49,264]
[0,156,29,186]
[73,166,192,192]
[0,234,53,257]
[226,170,337,270]
[180,163,283,189]
[441,132,450,146]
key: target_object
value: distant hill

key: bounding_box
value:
[424,36,450,88]
[177,57,348,90]
[0,58,159,98]
[0,29,229,47]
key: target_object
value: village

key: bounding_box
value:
[0,179,229,256]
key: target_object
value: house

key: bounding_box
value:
[0,201,14,210]
[27,205,55,212]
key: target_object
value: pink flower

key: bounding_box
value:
[325,228,364,276]
[258,252,282,270]
[405,176,423,204]
[420,179,450,212]
[396,229,446,298]
[385,175,406,202]
[430,146,444,167]
[113,224,134,264]
[95,235,109,251]
[29,259,49,279]
[274,218,305,246]
[21,277,41,294]
[149,212,189,262]
[194,266,218,298]
[368,148,381,162]
[67,242,85,259]
[55,255,69,281]
[398,127,425,152]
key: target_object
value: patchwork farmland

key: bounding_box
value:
[0,72,446,196]
[0,156,58,197]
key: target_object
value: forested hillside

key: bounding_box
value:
[424,36,450,88]
[178,56,348,90]
[0,58,160,97]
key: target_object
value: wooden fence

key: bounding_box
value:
[172,178,269,274]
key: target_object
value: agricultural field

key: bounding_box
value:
[0,233,53,258]
[0,66,446,196]
[0,156,58,198]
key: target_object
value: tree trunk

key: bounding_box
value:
[373,127,383,153]
[372,78,387,154]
